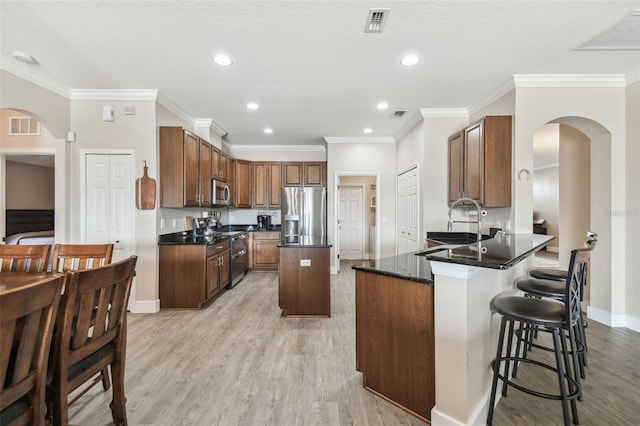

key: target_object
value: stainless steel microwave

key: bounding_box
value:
[211,179,230,207]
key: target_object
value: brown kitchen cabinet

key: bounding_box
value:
[234,159,252,208]
[160,126,213,208]
[159,242,229,309]
[283,162,326,187]
[303,162,326,186]
[278,246,330,317]
[447,116,512,207]
[250,231,280,270]
[252,162,282,209]
[212,148,229,182]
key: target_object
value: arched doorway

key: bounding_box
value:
[532,116,611,322]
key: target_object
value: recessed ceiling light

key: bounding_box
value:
[247,102,259,110]
[363,128,373,134]
[401,54,419,66]
[12,51,36,64]
[264,127,273,134]
[376,102,389,110]
[214,54,233,66]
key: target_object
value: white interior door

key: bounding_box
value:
[338,185,364,260]
[85,154,134,261]
[397,166,419,254]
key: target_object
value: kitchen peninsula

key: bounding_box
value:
[353,233,553,425]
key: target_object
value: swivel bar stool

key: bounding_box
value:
[487,248,591,426]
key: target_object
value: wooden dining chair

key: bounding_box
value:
[0,244,52,273]
[48,255,137,426]
[50,243,114,392]
[51,243,114,273]
[0,274,64,425]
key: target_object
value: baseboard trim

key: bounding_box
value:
[586,307,640,332]
[546,246,559,253]
[130,299,160,313]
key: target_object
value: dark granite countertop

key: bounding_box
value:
[422,233,554,270]
[158,231,231,245]
[278,235,332,248]
[352,252,434,285]
[352,233,553,283]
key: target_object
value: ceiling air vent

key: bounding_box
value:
[391,110,406,118]
[364,8,389,33]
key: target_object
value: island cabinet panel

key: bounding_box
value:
[279,247,330,317]
[355,270,435,422]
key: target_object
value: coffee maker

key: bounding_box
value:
[257,214,271,230]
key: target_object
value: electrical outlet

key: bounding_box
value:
[300,259,311,267]
[172,219,177,228]
[160,219,166,229]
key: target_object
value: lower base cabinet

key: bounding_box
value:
[250,232,280,270]
[159,243,229,309]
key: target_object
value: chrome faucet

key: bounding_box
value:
[447,194,484,243]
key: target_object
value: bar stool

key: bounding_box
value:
[487,248,591,426]
[520,239,596,375]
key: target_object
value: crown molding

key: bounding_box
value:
[393,110,424,141]
[324,136,395,144]
[513,74,626,88]
[467,78,515,117]
[194,118,227,137]
[420,108,469,118]
[230,144,326,152]
[69,89,158,101]
[156,92,196,126]
[0,55,71,98]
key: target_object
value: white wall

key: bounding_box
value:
[69,99,158,307]
[625,81,640,328]
[327,140,396,270]
[514,85,626,327]
[558,125,591,268]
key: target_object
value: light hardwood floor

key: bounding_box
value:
[69,261,640,425]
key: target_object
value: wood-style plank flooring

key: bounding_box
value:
[69,260,640,425]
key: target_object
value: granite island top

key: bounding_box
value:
[278,235,332,248]
[352,233,553,283]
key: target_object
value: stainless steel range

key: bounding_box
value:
[214,231,248,288]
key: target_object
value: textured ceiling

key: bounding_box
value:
[1,1,639,147]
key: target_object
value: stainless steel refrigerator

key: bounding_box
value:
[281,187,327,242]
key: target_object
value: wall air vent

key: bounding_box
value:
[9,116,40,135]
[576,9,640,50]
[391,110,406,118]
[364,8,390,33]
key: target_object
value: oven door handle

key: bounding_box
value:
[231,249,247,259]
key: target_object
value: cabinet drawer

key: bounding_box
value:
[252,232,281,240]
[207,242,229,257]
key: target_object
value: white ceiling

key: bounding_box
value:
[1,1,639,147]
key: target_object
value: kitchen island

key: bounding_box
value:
[353,233,553,425]
[278,236,332,317]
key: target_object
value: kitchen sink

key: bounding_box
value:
[425,231,491,246]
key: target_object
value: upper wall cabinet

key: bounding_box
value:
[283,162,326,187]
[234,159,252,208]
[160,126,212,208]
[212,148,228,182]
[447,116,512,207]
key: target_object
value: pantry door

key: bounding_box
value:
[396,166,419,255]
[85,153,134,262]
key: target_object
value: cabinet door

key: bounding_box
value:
[206,253,220,299]
[199,141,212,206]
[448,132,464,203]
[227,159,236,206]
[234,160,252,208]
[219,249,230,289]
[464,121,484,203]
[268,162,282,208]
[220,152,228,182]
[303,162,325,186]
[211,147,221,181]
[253,240,279,268]
[283,162,303,186]
[252,162,268,208]
[184,131,200,207]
